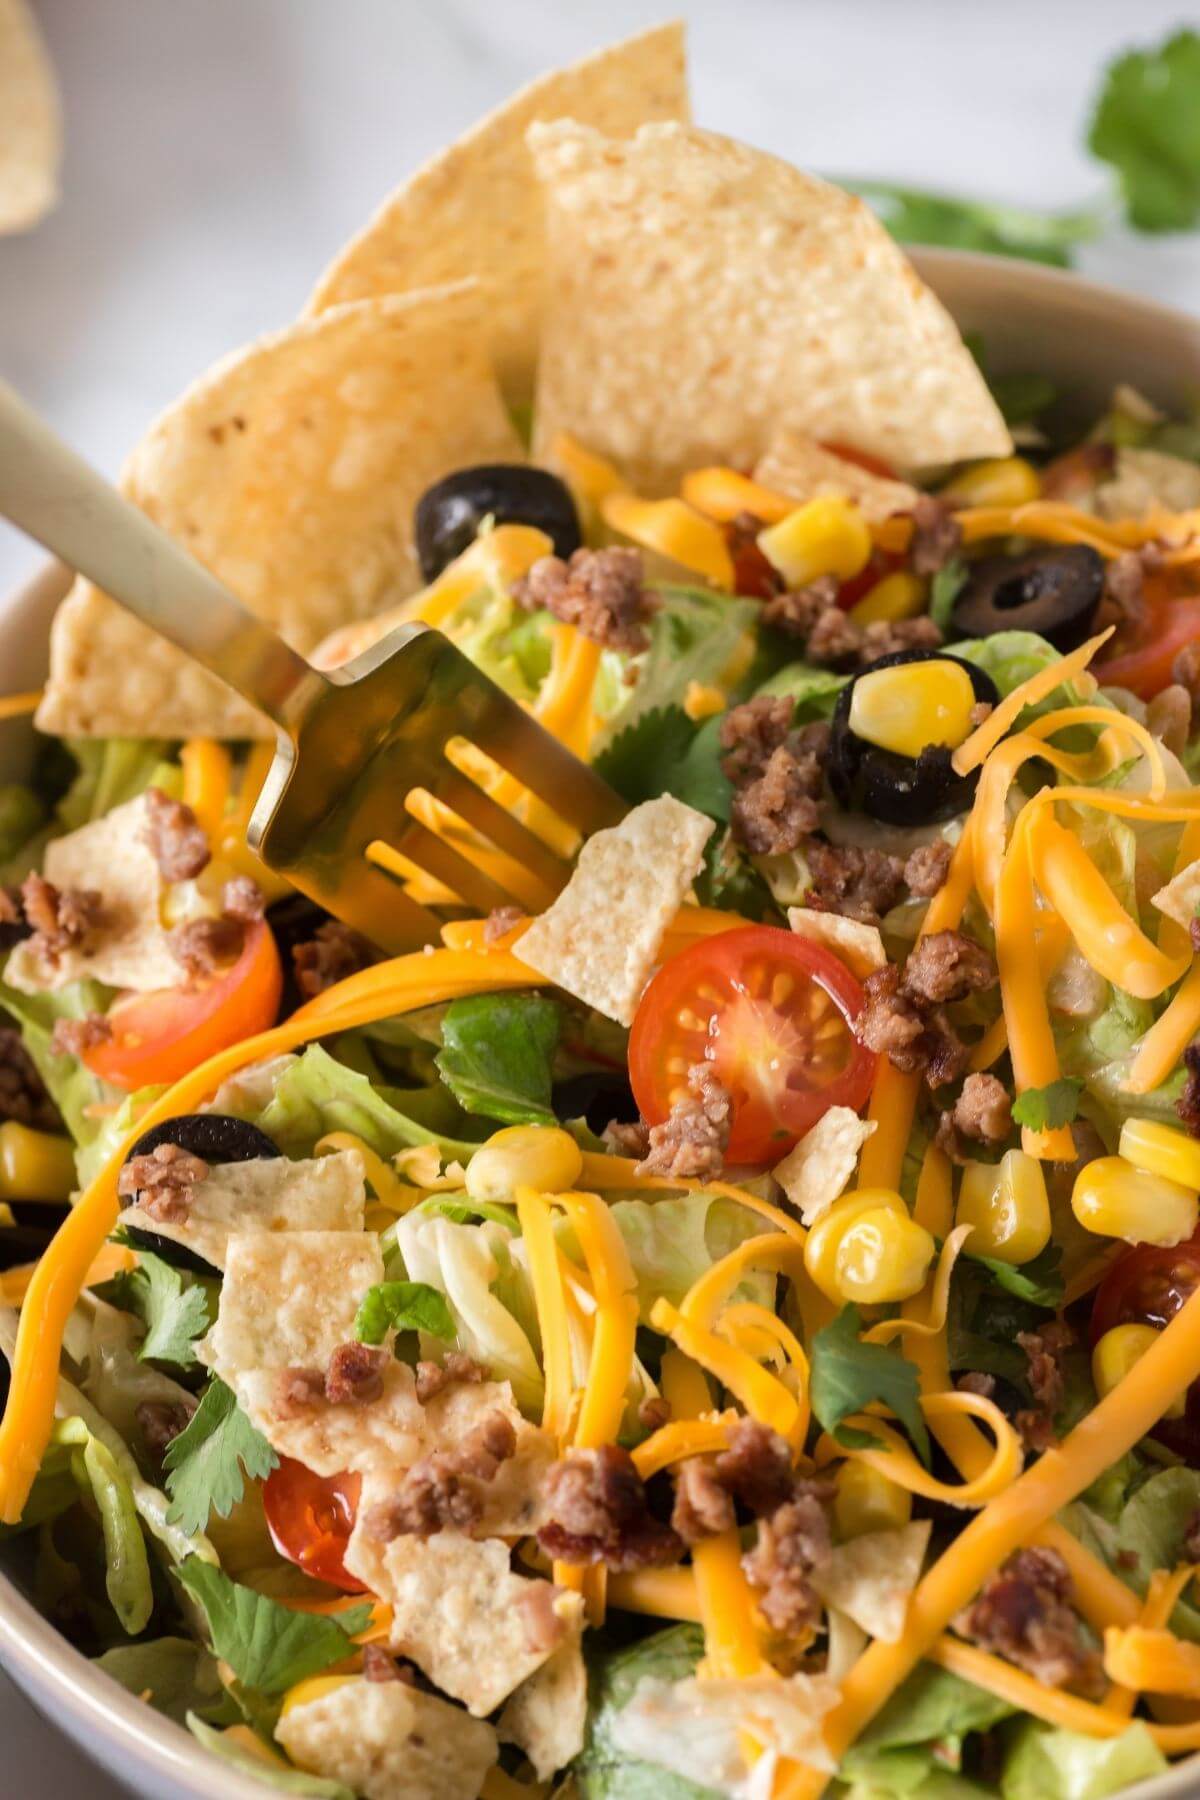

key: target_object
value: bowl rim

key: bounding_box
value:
[2,245,1200,1800]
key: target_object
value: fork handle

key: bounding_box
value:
[0,377,320,732]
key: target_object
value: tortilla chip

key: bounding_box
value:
[116,1149,366,1271]
[37,284,522,739]
[608,1672,838,1787]
[499,1640,589,1781]
[381,1532,583,1716]
[0,0,60,234]
[1096,447,1200,521]
[1152,857,1200,930]
[275,1675,498,1800]
[4,794,182,995]
[530,121,1011,491]
[772,1107,875,1227]
[787,907,887,981]
[813,1520,932,1643]
[516,797,713,1025]
[306,24,688,399]
[754,428,920,524]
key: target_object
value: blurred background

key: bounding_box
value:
[1,0,1199,1788]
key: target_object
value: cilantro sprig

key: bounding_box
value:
[354,1280,454,1345]
[178,1558,371,1695]
[165,1379,278,1536]
[101,1251,213,1368]
[1011,1078,1084,1133]
[810,1305,930,1466]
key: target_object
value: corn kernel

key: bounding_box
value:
[465,1125,583,1206]
[956,1149,1051,1265]
[1071,1154,1199,1247]
[833,1460,913,1539]
[0,1121,76,1202]
[683,681,727,722]
[804,1189,906,1303]
[941,456,1042,509]
[835,1207,936,1305]
[848,659,976,760]
[1092,1323,1186,1418]
[1119,1118,1200,1193]
[848,570,927,627]
[757,496,872,589]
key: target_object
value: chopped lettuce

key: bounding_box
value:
[1001,1720,1166,1800]
[187,1715,354,1800]
[845,1662,1013,1787]
[563,1193,775,1323]
[0,783,45,864]
[594,587,765,750]
[576,1624,718,1800]
[50,1416,154,1635]
[56,738,177,831]
[253,1043,478,1163]
[435,993,560,1126]
[95,1636,225,1725]
[0,974,119,1151]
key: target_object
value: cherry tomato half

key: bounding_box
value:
[1090,1232,1200,1464]
[1096,593,1200,700]
[84,919,283,1092]
[263,1456,365,1592]
[628,925,875,1165]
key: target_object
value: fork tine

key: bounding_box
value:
[456,681,625,837]
[293,854,445,954]
[432,768,573,899]
[377,817,519,916]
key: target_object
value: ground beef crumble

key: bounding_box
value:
[142,787,210,882]
[856,933,996,1088]
[637,1395,671,1433]
[0,1026,61,1131]
[49,1013,112,1059]
[536,1444,683,1571]
[903,839,953,899]
[169,915,244,979]
[1015,1320,1074,1452]
[671,1458,735,1545]
[954,1547,1103,1694]
[1178,1042,1200,1138]
[956,1372,998,1400]
[414,1351,486,1406]
[293,919,378,999]
[804,841,905,926]
[602,1118,651,1158]
[325,1341,388,1406]
[636,1062,731,1182]
[20,872,102,962]
[483,904,524,945]
[513,547,655,655]
[1148,684,1192,757]
[908,494,964,577]
[116,1142,209,1223]
[732,743,823,855]
[0,885,29,952]
[761,577,943,670]
[903,930,998,1005]
[671,1420,801,1547]
[1184,1507,1200,1563]
[741,1480,835,1639]
[367,1412,518,1540]
[221,876,265,923]
[935,1072,1013,1161]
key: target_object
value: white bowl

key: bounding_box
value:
[2,248,1200,1798]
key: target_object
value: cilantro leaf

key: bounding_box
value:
[593,706,703,807]
[849,180,1098,268]
[1090,29,1200,232]
[967,1243,1064,1309]
[810,1305,930,1465]
[164,1378,278,1536]
[1011,1078,1084,1132]
[435,992,559,1126]
[102,1252,212,1367]
[355,1280,454,1346]
[929,559,968,631]
[177,1558,371,1694]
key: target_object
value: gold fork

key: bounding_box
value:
[0,380,623,950]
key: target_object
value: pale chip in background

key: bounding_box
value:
[306,23,688,400]
[0,0,60,234]
[499,1640,589,1782]
[1096,446,1200,521]
[516,797,714,1025]
[275,1675,498,1800]
[772,1107,876,1227]
[38,283,521,739]
[116,1149,366,1271]
[813,1520,932,1643]
[530,120,1011,491]
[1152,857,1200,930]
[4,793,182,995]
[754,428,920,524]
[787,907,887,981]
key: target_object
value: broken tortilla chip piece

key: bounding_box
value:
[1096,446,1200,521]
[608,1671,839,1787]
[754,428,920,525]
[5,793,183,995]
[773,1106,876,1227]
[275,1674,498,1800]
[37,283,522,740]
[813,1519,932,1644]
[787,906,887,981]
[0,0,60,234]
[381,1532,583,1717]
[306,23,688,400]
[516,797,714,1025]
[1152,857,1200,930]
[530,120,1011,492]
[115,1149,367,1272]
[499,1639,589,1782]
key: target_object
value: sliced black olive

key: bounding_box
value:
[127,1113,281,1166]
[950,544,1104,653]
[415,466,582,582]
[829,649,1000,827]
[553,1071,638,1135]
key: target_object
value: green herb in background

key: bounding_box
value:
[850,27,1200,266]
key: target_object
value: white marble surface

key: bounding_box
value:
[2,0,1200,1791]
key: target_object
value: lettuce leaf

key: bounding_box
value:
[576,1624,718,1800]
[56,738,177,831]
[594,588,764,752]
[0,974,119,1150]
[1001,1719,1166,1800]
[567,1194,775,1323]
[51,1415,154,1635]
[253,1043,477,1162]
[187,1714,353,1799]
[435,993,559,1126]
[95,1637,225,1725]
